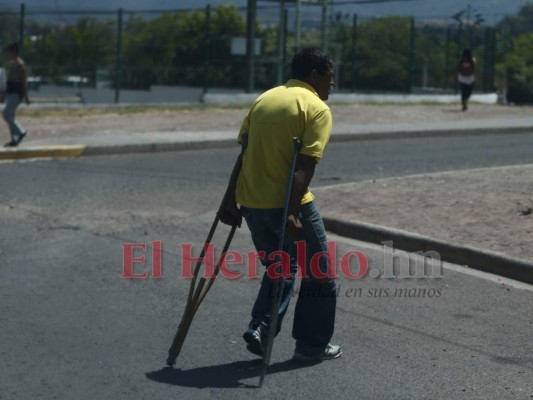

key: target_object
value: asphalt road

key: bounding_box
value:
[1,134,533,399]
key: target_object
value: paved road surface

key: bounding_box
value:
[1,134,532,399]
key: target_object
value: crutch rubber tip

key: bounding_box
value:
[166,357,175,367]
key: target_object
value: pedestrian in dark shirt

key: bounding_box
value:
[2,42,30,147]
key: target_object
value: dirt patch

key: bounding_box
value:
[314,164,533,262]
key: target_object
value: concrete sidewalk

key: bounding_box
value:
[2,115,533,160]
[23,115,533,144]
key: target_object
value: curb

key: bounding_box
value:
[330,125,533,142]
[81,139,236,157]
[0,145,86,160]
[322,217,533,285]
[77,125,533,158]
[0,124,532,161]
[0,140,236,161]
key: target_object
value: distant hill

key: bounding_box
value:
[2,0,532,24]
[342,0,532,24]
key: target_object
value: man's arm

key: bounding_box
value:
[218,111,250,227]
[286,154,317,237]
[217,134,248,227]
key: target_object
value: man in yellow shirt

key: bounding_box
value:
[222,48,341,361]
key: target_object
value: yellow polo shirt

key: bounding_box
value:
[236,79,332,209]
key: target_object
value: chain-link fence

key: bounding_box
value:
[299,9,497,94]
[0,2,501,103]
[0,9,20,46]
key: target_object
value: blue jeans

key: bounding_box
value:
[3,93,25,141]
[241,202,337,355]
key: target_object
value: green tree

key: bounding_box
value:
[65,18,115,82]
[121,5,247,89]
[0,12,19,49]
[496,3,533,103]
[352,16,411,92]
[499,32,533,104]
[24,17,114,85]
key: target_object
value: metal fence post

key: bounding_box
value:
[483,27,490,92]
[491,27,497,92]
[407,17,416,94]
[276,1,286,85]
[321,0,328,50]
[444,24,451,89]
[203,4,211,96]
[351,13,357,93]
[457,21,463,57]
[483,26,496,93]
[246,0,256,93]
[114,8,123,104]
[295,0,301,51]
[282,8,288,78]
[19,3,25,48]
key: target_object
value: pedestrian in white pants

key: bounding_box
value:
[2,42,30,147]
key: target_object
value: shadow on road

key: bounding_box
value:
[146,358,320,389]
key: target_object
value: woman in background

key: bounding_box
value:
[457,49,476,111]
[2,42,30,147]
